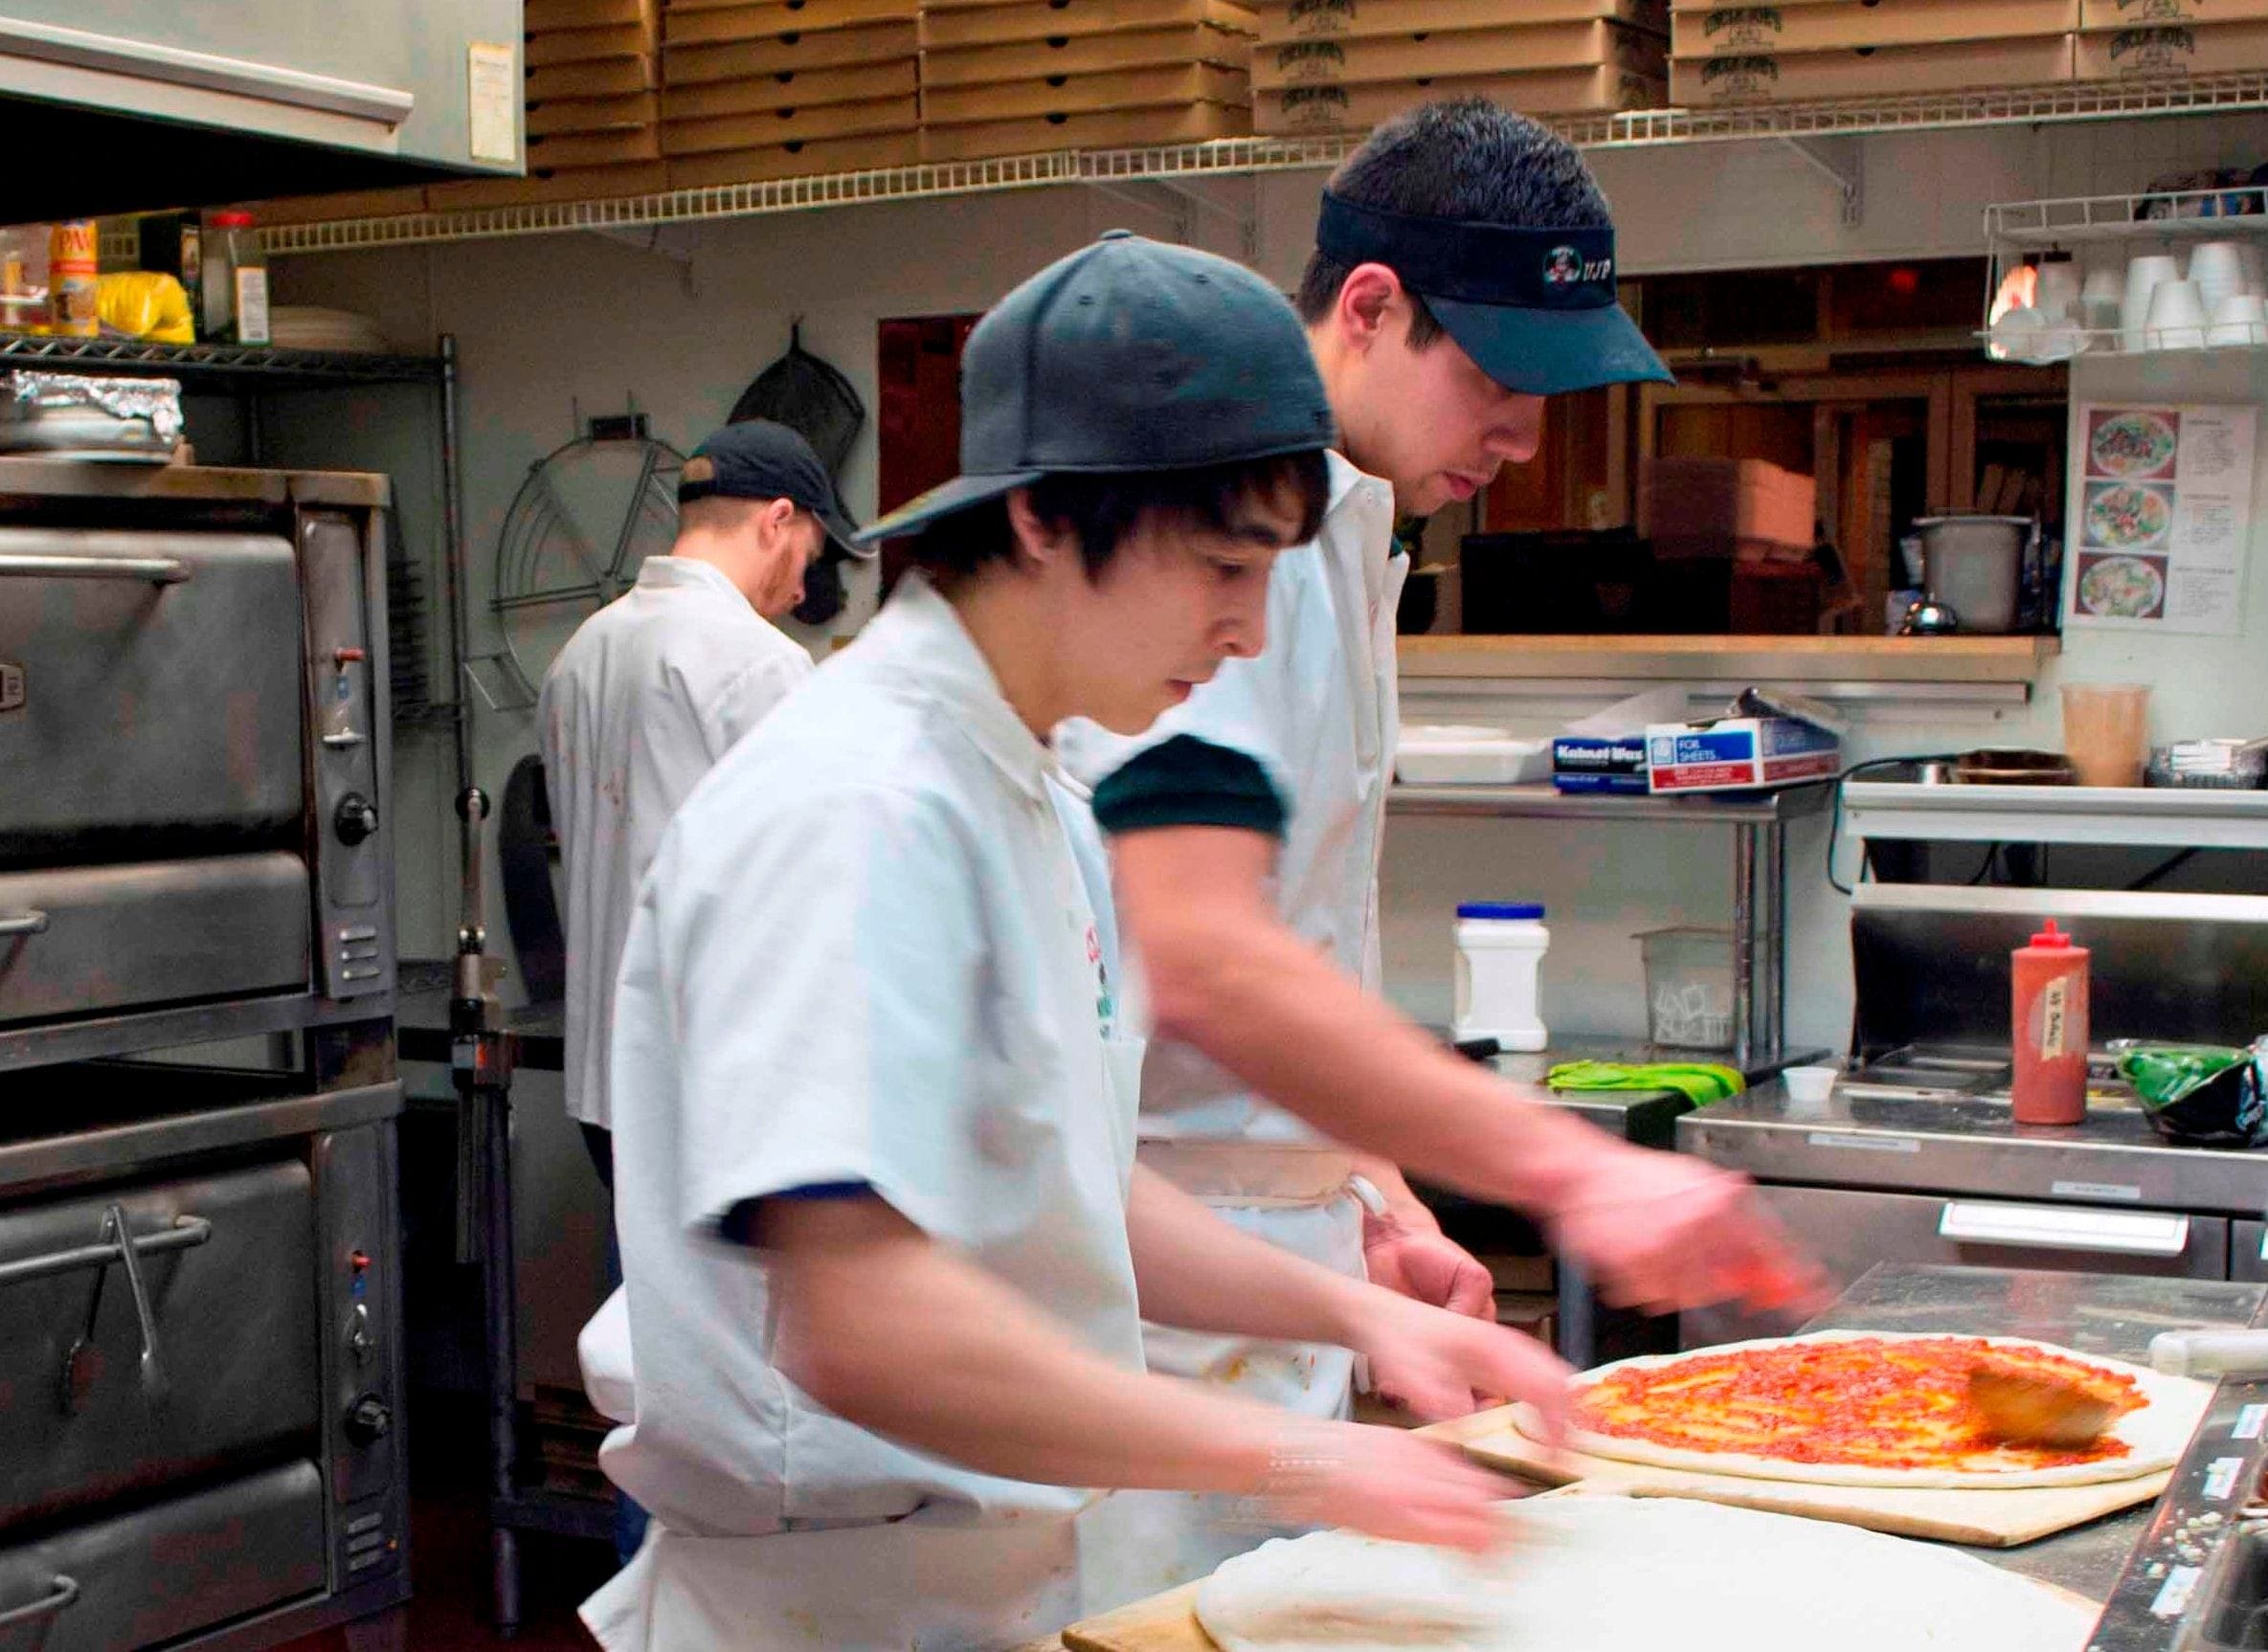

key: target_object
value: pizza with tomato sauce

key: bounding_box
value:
[1515,1331,2210,1489]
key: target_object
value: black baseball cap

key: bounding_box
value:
[855,231,1336,546]
[680,418,869,558]
[1314,192,1673,397]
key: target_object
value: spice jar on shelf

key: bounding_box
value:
[201,211,269,345]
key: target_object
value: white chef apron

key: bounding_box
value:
[1077,1140,1365,1614]
[581,1507,1083,1652]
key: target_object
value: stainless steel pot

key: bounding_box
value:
[1914,515,2030,635]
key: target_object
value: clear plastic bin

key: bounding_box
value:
[1638,926,1736,1051]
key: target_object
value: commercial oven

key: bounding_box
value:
[0,460,408,1649]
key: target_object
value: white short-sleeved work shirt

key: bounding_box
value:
[599,573,1143,1537]
[1067,452,1405,1145]
[538,554,814,1130]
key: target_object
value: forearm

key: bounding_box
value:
[1125,1165,1370,1344]
[1147,907,1610,1217]
[767,1199,1288,1495]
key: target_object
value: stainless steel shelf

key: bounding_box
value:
[1987,184,2268,250]
[1389,781,1832,825]
[0,331,443,389]
[1843,779,2268,850]
[257,73,2268,257]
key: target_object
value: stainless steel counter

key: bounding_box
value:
[1806,1264,2263,1609]
[1685,1082,2268,1217]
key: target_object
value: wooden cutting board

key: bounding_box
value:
[1426,1403,2171,1547]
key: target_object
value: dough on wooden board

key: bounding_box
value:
[1514,1330,2209,1490]
[1195,1496,2096,1652]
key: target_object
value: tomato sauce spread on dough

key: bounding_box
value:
[1571,1337,2145,1471]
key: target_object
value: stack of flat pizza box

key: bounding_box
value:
[915,0,1259,164]
[661,0,922,189]
[1668,0,2076,105]
[2071,0,2268,82]
[428,0,670,209]
[1250,0,1669,138]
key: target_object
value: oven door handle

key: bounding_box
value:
[0,552,191,584]
[1939,1201,2190,1257]
[0,1213,213,1287]
[0,1574,78,1630]
[0,909,45,937]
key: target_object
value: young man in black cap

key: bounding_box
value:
[577,233,1568,1652]
[1068,100,1828,1599]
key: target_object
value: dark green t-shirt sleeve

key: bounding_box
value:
[1089,733,1287,839]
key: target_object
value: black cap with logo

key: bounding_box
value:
[680,418,869,559]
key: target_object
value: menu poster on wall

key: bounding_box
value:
[2065,403,2257,636]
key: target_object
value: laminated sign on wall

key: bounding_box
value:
[2065,403,2257,636]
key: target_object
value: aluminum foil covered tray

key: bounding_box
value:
[0,369,183,461]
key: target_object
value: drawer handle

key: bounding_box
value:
[0,909,45,937]
[1939,1201,2189,1258]
[0,553,190,584]
[0,1212,212,1287]
[0,1574,78,1629]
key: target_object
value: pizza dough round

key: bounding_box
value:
[1195,1495,2096,1652]
[1514,1330,2208,1490]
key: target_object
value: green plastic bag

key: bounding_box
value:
[2111,1039,2268,1148]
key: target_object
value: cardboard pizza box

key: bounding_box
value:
[921,23,1251,84]
[662,56,915,120]
[2080,0,2268,23]
[665,129,923,187]
[1671,34,2073,101]
[1257,0,1666,42]
[242,186,433,226]
[527,22,657,64]
[1256,18,1664,90]
[526,0,655,33]
[665,19,915,78]
[919,0,1254,48]
[1672,0,2075,56]
[2074,17,2268,73]
[663,92,918,152]
[923,60,1247,123]
[427,160,671,210]
[525,124,666,167]
[664,0,916,45]
[525,90,660,136]
[1257,63,1663,129]
[919,99,1249,159]
[528,56,660,97]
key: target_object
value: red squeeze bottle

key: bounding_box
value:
[2011,921,2090,1126]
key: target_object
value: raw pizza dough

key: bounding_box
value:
[1195,1495,2095,1652]
[1512,1329,2208,1490]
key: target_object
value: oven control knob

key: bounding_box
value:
[334,793,379,847]
[345,1393,393,1446]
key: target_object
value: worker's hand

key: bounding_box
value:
[1362,1211,1495,1321]
[1346,1286,1572,1430]
[1267,1419,1525,1553]
[1543,1144,1831,1319]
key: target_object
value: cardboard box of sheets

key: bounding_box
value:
[662,0,920,188]
[918,0,1255,160]
[433,0,667,208]
[1254,17,1665,89]
[2074,18,2268,75]
[2079,0,2268,24]
[1257,0,1667,44]
[1670,33,2074,102]
[1670,0,2076,56]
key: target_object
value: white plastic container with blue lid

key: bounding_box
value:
[1453,902,1549,1051]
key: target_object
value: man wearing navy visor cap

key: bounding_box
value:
[1067,99,1825,1607]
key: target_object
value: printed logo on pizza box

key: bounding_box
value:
[2108,0,2197,16]
[1702,7,1782,50]
[1286,0,1358,34]
[2109,25,2199,69]
[1699,55,1779,94]
[1273,38,1346,78]
[1278,82,1352,127]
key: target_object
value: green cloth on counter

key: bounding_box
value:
[1546,1060,1746,1106]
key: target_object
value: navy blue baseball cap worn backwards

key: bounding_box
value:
[854,231,1337,546]
[1314,192,1673,398]
[680,418,871,559]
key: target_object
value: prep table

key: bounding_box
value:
[1027,1261,2268,1652]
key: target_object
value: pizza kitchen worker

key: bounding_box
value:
[1064,99,1832,1601]
[575,232,1575,1652]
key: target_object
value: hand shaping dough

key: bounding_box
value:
[1195,1496,2095,1652]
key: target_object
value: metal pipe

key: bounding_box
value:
[0,1215,211,1287]
[0,554,189,583]
[438,332,472,802]
[0,1575,77,1631]
[1733,822,1758,1071]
